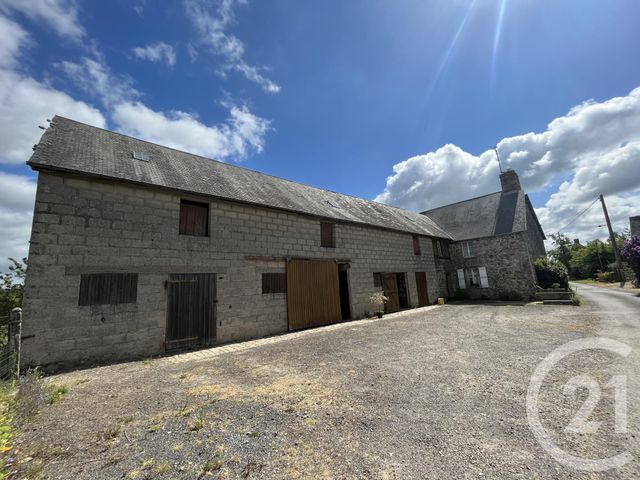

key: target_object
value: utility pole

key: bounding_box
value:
[599,194,625,287]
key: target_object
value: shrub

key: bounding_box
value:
[621,236,640,286]
[534,257,569,289]
[595,271,617,283]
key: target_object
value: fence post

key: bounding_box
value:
[9,307,22,378]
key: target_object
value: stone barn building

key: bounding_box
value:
[421,170,546,300]
[21,117,452,368]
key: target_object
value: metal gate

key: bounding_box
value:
[286,259,342,331]
[166,273,216,349]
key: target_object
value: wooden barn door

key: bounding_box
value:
[166,273,216,349]
[287,259,342,331]
[382,273,400,313]
[415,272,430,307]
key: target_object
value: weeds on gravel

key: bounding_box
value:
[0,381,17,480]
[188,416,204,431]
[570,294,582,306]
[202,458,223,473]
[147,424,161,433]
[46,384,68,404]
[155,462,171,474]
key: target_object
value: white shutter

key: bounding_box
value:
[457,269,466,289]
[478,267,489,288]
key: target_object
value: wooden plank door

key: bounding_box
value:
[415,272,429,307]
[382,273,400,313]
[287,259,342,331]
[166,273,216,348]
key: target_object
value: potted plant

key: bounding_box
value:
[369,291,388,318]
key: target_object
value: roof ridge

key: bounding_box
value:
[50,115,428,218]
[420,190,501,214]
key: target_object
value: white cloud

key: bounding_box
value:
[132,42,177,67]
[0,0,85,39]
[57,57,139,107]
[0,172,36,273]
[376,87,640,242]
[0,68,106,164]
[184,0,280,93]
[0,14,30,68]
[112,101,271,161]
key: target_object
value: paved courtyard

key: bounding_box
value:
[12,298,640,479]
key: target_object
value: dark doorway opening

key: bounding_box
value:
[166,273,216,349]
[338,265,351,320]
[397,273,409,309]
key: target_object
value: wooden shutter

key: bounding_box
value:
[320,222,335,248]
[262,273,287,294]
[457,269,466,289]
[79,273,138,306]
[478,267,489,288]
[415,272,429,307]
[413,235,421,255]
[179,200,209,236]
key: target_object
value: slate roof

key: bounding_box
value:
[28,116,451,239]
[420,189,544,241]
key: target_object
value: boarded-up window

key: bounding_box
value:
[413,235,421,255]
[373,273,382,288]
[78,273,138,306]
[262,273,287,294]
[320,222,335,248]
[179,199,209,237]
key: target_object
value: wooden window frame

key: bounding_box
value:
[78,273,138,306]
[462,241,474,258]
[320,221,335,248]
[179,199,209,237]
[262,272,287,294]
[413,235,421,255]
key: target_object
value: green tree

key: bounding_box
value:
[549,233,574,271]
[0,257,27,316]
[570,239,614,278]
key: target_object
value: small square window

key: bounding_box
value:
[320,222,335,248]
[373,273,382,288]
[262,273,286,294]
[131,151,150,161]
[179,199,209,237]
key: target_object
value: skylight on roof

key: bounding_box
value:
[131,151,150,161]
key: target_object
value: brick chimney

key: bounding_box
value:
[499,169,521,192]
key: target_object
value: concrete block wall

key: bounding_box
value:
[447,233,537,300]
[22,172,441,367]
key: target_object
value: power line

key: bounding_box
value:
[557,197,600,233]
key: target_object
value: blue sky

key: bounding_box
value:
[1,0,640,269]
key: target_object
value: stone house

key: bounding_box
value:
[631,216,640,237]
[421,170,546,300]
[21,116,452,368]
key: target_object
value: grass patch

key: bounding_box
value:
[147,424,161,433]
[0,381,17,480]
[155,462,171,474]
[570,294,582,306]
[188,416,204,432]
[47,384,68,404]
[202,458,223,473]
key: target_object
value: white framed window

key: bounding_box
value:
[457,267,489,289]
[462,241,474,258]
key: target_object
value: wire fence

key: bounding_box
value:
[0,312,20,380]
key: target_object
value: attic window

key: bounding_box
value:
[131,151,150,162]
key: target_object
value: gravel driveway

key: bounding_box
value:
[11,301,640,479]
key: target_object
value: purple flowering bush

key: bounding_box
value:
[621,236,640,286]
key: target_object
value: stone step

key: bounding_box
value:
[536,291,573,300]
[543,299,574,306]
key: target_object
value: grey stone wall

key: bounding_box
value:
[523,202,546,262]
[447,233,538,300]
[22,172,441,368]
[631,216,640,237]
